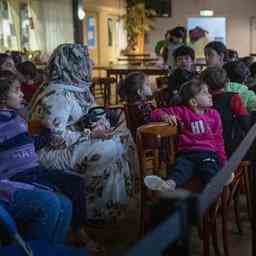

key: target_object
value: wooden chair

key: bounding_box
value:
[28,119,45,135]
[136,123,178,236]
[202,161,251,256]
[155,76,169,89]
[135,122,251,256]
[153,87,170,107]
[91,77,116,106]
[154,75,170,107]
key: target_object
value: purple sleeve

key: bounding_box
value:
[211,110,227,167]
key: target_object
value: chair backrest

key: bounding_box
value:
[28,120,45,135]
[155,76,169,89]
[123,103,143,141]
[153,87,170,107]
[136,122,178,178]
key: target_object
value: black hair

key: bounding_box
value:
[170,27,185,39]
[17,61,37,79]
[226,49,239,62]
[200,66,228,90]
[223,61,250,84]
[169,68,196,93]
[241,56,254,68]
[250,62,256,77]
[173,45,195,61]
[0,71,19,102]
[174,79,205,106]
[205,41,227,56]
[10,51,23,65]
[0,53,12,68]
[118,72,146,101]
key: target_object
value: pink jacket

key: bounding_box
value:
[151,106,227,166]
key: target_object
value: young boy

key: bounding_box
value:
[223,60,256,112]
[201,66,250,157]
[168,46,198,102]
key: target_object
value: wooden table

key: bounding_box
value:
[94,64,169,104]
[123,53,151,57]
[104,64,169,77]
[117,57,159,65]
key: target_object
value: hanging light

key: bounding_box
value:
[77,0,85,20]
[78,6,85,20]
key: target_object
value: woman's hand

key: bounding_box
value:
[91,128,114,140]
[47,135,66,150]
[161,114,177,126]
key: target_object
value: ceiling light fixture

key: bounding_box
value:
[200,10,214,16]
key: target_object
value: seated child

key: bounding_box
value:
[150,79,226,190]
[201,66,250,157]
[225,49,239,62]
[119,72,155,140]
[0,74,102,252]
[168,46,198,101]
[223,60,256,112]
[204,41,226,67]
[0,53,24,82]
[17,61,42,103]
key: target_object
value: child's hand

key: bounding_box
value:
[161,114,177,126]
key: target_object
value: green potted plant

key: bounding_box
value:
[121,0,155,54]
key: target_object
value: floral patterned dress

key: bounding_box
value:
[29,84,141,243]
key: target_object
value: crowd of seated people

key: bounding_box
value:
[0,46,141,255]
[1,31,256,255]
[122,36,256,194]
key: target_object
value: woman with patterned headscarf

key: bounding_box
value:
[29,44,141,249]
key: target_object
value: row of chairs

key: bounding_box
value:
[125,108,251,256]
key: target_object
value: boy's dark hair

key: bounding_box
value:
[17,61,37,79]
[0,72,19,102]
[205,41,227,56]
[10,51,23,65]
[175,79,204,106]
[170,27,185,39]
[200,66,228,90]
[173,45,195,61]
[250,62,256,76]
[118,72,145,101]
[169,68,196,94]
[226,49,239,62]
[0,53,11,67]
[241,56,254,67]
[223,61,250,84]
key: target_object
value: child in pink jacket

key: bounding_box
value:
[150,79,226,190]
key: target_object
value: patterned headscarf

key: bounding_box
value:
[47,43,92,90]
[30,44,95,114]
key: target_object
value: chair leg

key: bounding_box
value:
[211,217,221,256]
[202,215,210,256]
[233,191,243,234]
[221,189,230,256]
[243,171,251,220]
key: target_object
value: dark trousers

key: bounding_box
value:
[167,151,220,188]
[11,166,86,230]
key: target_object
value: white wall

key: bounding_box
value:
[145,0,256,57]
[30,0,74,54]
